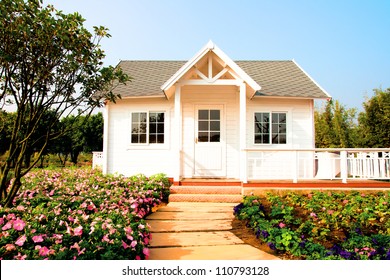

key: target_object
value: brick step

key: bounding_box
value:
[170,186,242,195]
[168,194,243,203]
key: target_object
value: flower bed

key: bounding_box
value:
[234,191,390,260]
[0,168,170,260]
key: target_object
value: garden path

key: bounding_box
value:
[146,202,280,260]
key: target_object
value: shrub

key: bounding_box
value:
[234,191,390,260]
[0,168,169,260]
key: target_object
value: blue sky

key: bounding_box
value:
[44,0,390,110]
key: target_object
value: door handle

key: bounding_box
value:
[195,138,198,144]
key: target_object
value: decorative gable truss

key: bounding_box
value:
[161,41,261,99]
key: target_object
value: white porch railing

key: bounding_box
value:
[245,148,390,183]
[92,151,103,170]
[93,148,390,182]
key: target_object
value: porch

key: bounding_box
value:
[92,148,390,187]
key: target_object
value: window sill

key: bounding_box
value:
[127,144,169,150]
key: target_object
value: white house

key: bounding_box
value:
[101,41,343,184]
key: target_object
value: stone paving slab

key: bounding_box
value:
[147,201,281,260]
[167,202,239,207]
[150,231,244,247]
[146,211,234,220]
[148,245,280,260]
[147,220,233,232]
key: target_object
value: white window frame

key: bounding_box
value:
[253,111,288,145]
[130,111,167,147]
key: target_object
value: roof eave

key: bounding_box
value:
[292,59,332,99]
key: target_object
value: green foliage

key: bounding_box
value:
[315,100,358,148]
[358,88,390,147]
[234,191,390,260]
[0,0,129,206]
[0,167,169,259]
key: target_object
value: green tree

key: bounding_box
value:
[83,112,104,153]
[0,0,129,207]
[315,100,357,148]
[358,88,390,147]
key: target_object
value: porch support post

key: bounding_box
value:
[102,103,109,175]
[174,86,181,183]
[239,82,247,183]
[340,150,348,183]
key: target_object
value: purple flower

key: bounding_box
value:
[299,241,306,248]
[355,228,362,235]
[386,249,390,260]
[267,242,276,250]
[340,250,352,259]
[261,230,270,239]
[233,203,244,215]
[255,228,261,239]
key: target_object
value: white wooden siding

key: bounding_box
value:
[246,98,315,179]
[105,98,176,177]
[105,92,315,180]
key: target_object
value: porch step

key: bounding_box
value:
[170,186,242,195]
[169,194,243,203]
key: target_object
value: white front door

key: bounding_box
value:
[194,105,226,177]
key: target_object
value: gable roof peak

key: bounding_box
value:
[161,41,261,95]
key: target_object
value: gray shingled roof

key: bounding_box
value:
[115,60,329,99]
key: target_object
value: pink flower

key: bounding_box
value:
[32,235,44,243]
[135,256,141,260]
[131,240,137,248]
[13,219,26,231]
[74,226,83,236]
[143,248,150,258]
[124,226,133,235]
[131,203,138,209]
[15,235,27,246]
[70,242,80,251]
[2,221,12,231]
[0,217,4,226]
[143,237,150,245]
[78,248,86,256]
[310,212,317,218]
[126,234,133,241]
[13,252,27,260]
[87,204,95,211]
[122,240,129,249]
[102,234,113,243]
[343,200,349,204]
[138,224,145,230]
[16,205,25,211]
[7,213,16,220]
[327,210,334,215]
[39,246,50,257]
[279,222,286,228]
[5,243,16,251]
